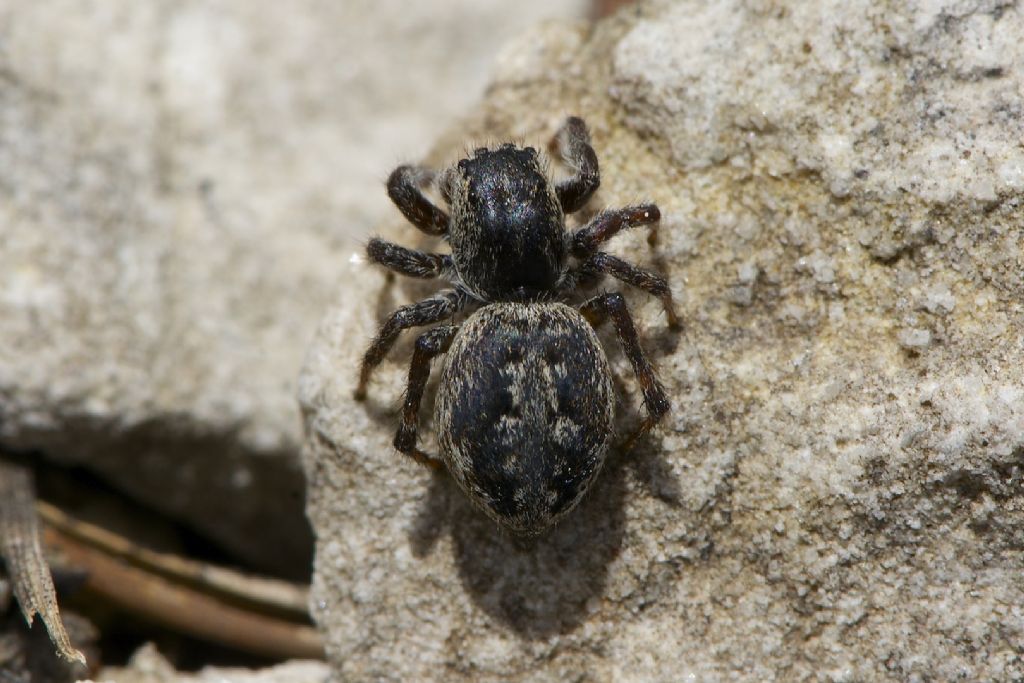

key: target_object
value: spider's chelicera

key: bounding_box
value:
[355,117,678,536]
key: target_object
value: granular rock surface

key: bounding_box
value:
[300,1,1024,679]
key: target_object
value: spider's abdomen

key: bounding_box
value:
[435,302,615,535]
[447,146,566,300]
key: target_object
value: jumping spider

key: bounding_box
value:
[355,116,678,536]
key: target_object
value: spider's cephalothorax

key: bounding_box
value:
[442,144,566,300]
[355,117,680,536]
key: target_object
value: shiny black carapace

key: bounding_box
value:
[355,117,678,536]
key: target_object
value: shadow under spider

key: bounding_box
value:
[407,432,682,640]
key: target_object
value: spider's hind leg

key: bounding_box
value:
[580,292,669,450]
[394,325,460,468]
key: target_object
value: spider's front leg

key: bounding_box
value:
[387,165,449,236]
[580,292,670,450]
[550,116,600,214]
[394,325,459,468]
[355,289,467,400]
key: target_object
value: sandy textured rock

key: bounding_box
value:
[90,643,328,683]
[0,0,585,576]
[301,0,1023,680]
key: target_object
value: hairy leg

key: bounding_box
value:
[551,117,600,214]
[393,325,459,468]
[366,238,454,279]
[580,252,680,329]
[387,165,449,236]
[580,292,669,449]
[355,288,468,400]
[572,204,661,256]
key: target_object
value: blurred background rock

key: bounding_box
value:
[0,0,588,579]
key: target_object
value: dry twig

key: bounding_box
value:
[0,462,86,666]
[37,502,309,618]
[39,506,323,661]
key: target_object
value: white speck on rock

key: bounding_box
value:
[922,284,956,315]
[899,327,933,349]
